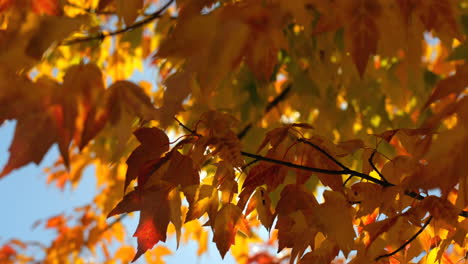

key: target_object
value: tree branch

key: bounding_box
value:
[375,216,433,261]
[61,0,175,45]
[174,119,468,218]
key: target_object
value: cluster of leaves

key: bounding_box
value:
[1,0,468,263]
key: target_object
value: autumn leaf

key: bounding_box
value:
[424,63,468,108]
[344,0,381,77]
[107,80,159,124]
[185,184,219,223]
[213,203,244,258]
[316,191,355,256]
[162,151,199,188]
[298,239,339,264]
[125,127,170,191]
[2,0,468,263]
[108,183,174,261]
[158,72,193,128]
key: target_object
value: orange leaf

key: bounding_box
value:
[424,63,468,108]
[213,203,244,258]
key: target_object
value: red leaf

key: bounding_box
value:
[108,184,173,262]
[162,151,199,188]
[125,127,170,191]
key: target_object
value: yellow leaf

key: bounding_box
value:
[213,203,244,258]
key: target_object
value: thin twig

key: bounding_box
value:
[265,84,292,113]
[369,150,389,183]
[343,175,354,186]
[61,0,175,45]
[237,123,252,139]
[174,117,199,136]
[375,216,433,261]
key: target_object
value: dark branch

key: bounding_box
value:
[61,0,175,45]
[375,216,433,261]
[265,84,292,113]
[237,123,252,139]
[174,117,199,136]
[241,151,347,175]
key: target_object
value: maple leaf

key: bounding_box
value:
[184,184,219,223]
[158,72,193,128]
[161,151,199,188]
[62,64,108,150]
[245,186,274,231]
[298,239,339,264]
[315,191,356,256]
[0,112,56,177]
[275,184,318,252]
[108,183,178,262]
[424,63,468,108]
[344,0,381,77]
[213,203,245,258]
[125,127,170,191]
[4,0,468,263]
[107,80,159,124]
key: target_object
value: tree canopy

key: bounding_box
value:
[1,0,468,263]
